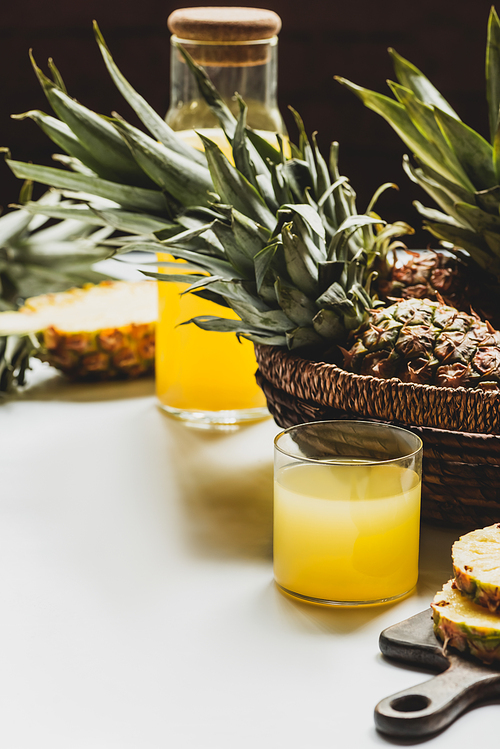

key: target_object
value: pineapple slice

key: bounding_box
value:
[452,524,500,613]
[0,281,157,381]
[431,580,500,664]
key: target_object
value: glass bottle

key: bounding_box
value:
[156,7,286,427]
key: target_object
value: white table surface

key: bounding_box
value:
[1,360,498,749]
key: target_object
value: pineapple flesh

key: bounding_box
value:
[452,524,500,613]
[343,297,500,388]
[432,580,500,664]
[0,281,157,381]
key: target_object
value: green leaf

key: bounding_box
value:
[312,308,345,340]
[51,154,96,176]
[93,21,207,168]
[286,326,322,350]
[282,159,314,202]
[275,277,317,327]
[434,108,497,190]
[282,222,318,297]
[198,133,275,229]
[413,200,468,229]
[312,132,331,205]
[12,110,105,178]
[387,81,470,185]
[175,43,237,138]
[21,200,168,235]
[210,223,255,277]
[486,7,500,144]
[412,156,476,204]
[228,299,292,332]
[327,214,382,261]
[454,201,500,235]
[14,240,113,267]
[245,128,282,165]
[126,241,243,278]
[402,156,474,224]
[328,143,355,231]
[493,113,500,183]
[181,315,288,346]
[335,77,475,191]
[91,208,173,235]
[142,271,206,285]
[388,48,459,118]
[0,334,36,393]
[288,107,317,190]
[365,182,398,214]
[316,281,354,312]
[112,119,214,207]
[47,57,66,93]
[475,185,500,214]
[280,203,325,241]
[423,220,493,257]
[232,97,258,189]
[253,242,283,303]
[30,53,153,188]
[7,159,167,214]
[0,206,34,246]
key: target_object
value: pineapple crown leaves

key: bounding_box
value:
[0,187,120,394]
[0,188,116,309]
[6,23,414,352]
[336,6,500,281]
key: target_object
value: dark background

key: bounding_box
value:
[1,0,495,246]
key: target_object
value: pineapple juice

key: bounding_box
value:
[156,265,266,412]
[274,461,421,604]
[155,128,282,418]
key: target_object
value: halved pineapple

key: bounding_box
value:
[431,580,500,664]
[452,525,500,613]
[0,280,157,381]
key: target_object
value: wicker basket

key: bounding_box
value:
[255,345,500,529]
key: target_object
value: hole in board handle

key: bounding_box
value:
[390,695,431,713]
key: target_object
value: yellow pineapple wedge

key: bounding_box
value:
[432,580,500,664]
[0,281,157,381]
[452,524,500,613]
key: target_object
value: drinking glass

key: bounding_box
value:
[273,420,423,606]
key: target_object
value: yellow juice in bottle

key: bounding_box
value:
[156,262,266,412]
[173,127,286,157]
[155,127,284,418]
[273,461,421,603]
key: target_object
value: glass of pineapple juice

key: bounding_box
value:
[273,421,423,606]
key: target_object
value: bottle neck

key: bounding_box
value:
[166,36,285,134]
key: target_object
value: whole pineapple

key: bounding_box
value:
[337,6,500,326]
[343,297,500,389]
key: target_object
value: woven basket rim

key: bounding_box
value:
[254,344,500,435]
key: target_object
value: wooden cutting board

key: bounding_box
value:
[375,609,500,738]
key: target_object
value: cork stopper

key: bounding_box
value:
[167,7,281,42]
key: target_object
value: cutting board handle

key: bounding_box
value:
[374,660,500,738]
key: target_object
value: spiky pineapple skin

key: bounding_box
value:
[452,524,500,613]
[344,297,500,388]
[39,322,155,380]
[376,250,500,329]
[432,580,500,664]
[16,281,156,381]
